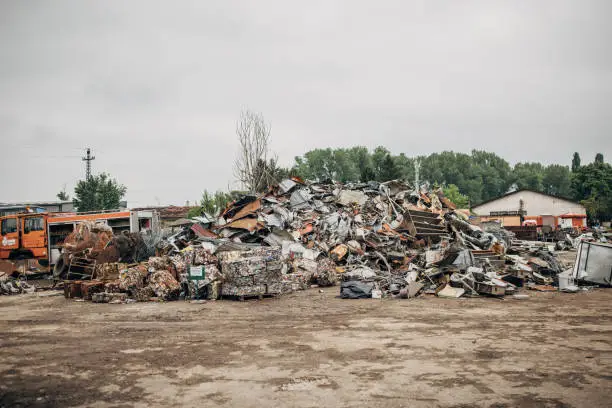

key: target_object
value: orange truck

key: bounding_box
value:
[0,209,159,267]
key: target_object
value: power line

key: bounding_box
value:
[30,155,82,159]
[2,144,87,151]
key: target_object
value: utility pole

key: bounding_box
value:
[82,148,95,180]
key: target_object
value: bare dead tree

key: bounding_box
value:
[234,110,274,193]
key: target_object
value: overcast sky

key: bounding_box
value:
[1,0,610,206]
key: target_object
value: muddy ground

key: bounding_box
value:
[1,286,611,408]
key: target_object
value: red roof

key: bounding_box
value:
[132,206,195,220]
[559,213,587,218]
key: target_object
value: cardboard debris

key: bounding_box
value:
[337,190,367,207]
[437,285,465,298]
[406,281,424,298]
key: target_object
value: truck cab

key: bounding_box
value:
[0,213,48,261]
[1,210,159,268]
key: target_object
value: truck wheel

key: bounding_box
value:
[53,258,67,280]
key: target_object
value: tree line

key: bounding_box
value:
[290,147,611,222]
[191,108,611,223]
[60,111,611,223]
[191,144,610,223]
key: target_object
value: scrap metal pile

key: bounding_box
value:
[0,276,35,295]
[209,178,576,299]
[56,178,581,303]
[53,221,158,280]
[0,260,50,296]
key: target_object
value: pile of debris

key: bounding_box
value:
[204,178,575,300]
[53,178,593,303]
[53,221,159,280]
[0,260,50,296]
[0,276,35,295]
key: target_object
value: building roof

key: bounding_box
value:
[132,206,195,220]
[471,189,581,209]
[0,201,73,210]
[559,213,587,218]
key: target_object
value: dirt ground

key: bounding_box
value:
[1,285,611,408]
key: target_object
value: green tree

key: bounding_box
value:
[378,154,400,181]
[293,148,336,181]
[187,206,204,219]
[291,147,585,209]
[595,153,604,164]
[571,152,581,172]
[394,153,414,182]
[294,146,417,184]
[56,186,69,201]
[293,148,361,182]
[580,195,606,224]
[347,146,375,182]
[188,190,244,218]
[73,173,126,212]
[418,150,512,205]
[249,158,290,192]
[333,148,360,182]
[443,184,469,208]
[371,146,392,181]
[571,160,612,222]
[512,162,545,191]
[542,164,571,197]
[471,150,513,202]
[199,190,220,216]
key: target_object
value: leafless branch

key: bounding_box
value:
[233,110,273,193]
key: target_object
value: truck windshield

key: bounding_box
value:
[24,217,44,233]
[1,218,17,235]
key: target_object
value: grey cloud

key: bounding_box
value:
[1,0,610,205]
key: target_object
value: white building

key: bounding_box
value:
[0,201,75,217]
[472,189,587,228]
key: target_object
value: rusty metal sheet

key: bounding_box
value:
[190,223,218,238]
[330,244,348,261]
[221,196,259,220]
[299,223,314,236]
[81,280,105,300]
[223,217,263,232]
[440,197,456,210]
[0,260,15,276]
[377,224,401,236]
[231,199,262,221]
[67,280,83,298]
[528,284,557,292]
